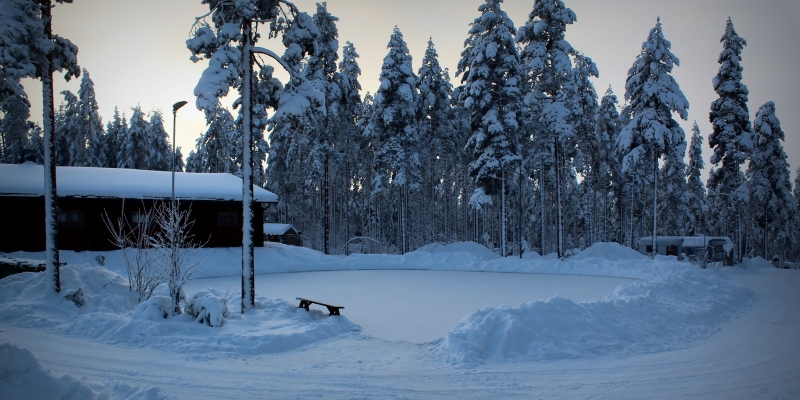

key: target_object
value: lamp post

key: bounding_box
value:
[702,203,709,269]
[171,101,188,207]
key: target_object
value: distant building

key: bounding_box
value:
[637,236,735,266]
[263,223,303,247]
[0,162,278,252]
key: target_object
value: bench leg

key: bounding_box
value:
[298,300,310,311]
[326,306,340,316]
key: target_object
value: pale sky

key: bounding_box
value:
[22,0,800,183]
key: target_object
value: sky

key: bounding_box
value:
[21,0,800,183]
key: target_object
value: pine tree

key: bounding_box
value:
[55,90,78,166]
[617,18,689,256]
[417,38,455,246]
[188,0,323,312]
[26,123,44,164]
[364,26,421,253]
[746,102,796,260]
[571,53,599,246]
[686,122,707,235]
[594,86,622,243]
[516,0,580,257]
[103,107,125,168]
[0,88,32,163]
[122,105,147,169]
[74,68,104,167]
[186,104,237,173]
[456,0,523,257]
[707,17,752,257]
[146,110,172,171]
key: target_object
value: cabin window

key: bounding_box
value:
[130,211,152,228]
[57,210,84,227]
[645,245,653,253]
[218,212,238,227]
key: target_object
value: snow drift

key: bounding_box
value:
[440,260,755,364]
[0,343,107,400]
[0,265,360,358]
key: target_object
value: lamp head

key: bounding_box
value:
[173,101,188,113]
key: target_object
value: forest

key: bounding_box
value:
[2,0,798,263]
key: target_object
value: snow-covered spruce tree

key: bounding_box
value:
[186,104,237,173]
[746,102,797,260]
[26,123,44,164]
[707,17,752,259]
[103,107,125,168]
[593,86,622,243]
[417,38,455,248]
[657,127,690,236]
[517,0,582,258]
[335,40,363,252]
[145,111,171,171]
[54,90,77,166]
[686,122,707,235]
[74,68,104,167]
[570,53,599,246]
[188,0,323,312]
[456,0,523,257]
[365,26,421,254]
[617,18,688,256]
[120,105,147,169]
[305,2,340,254]
[0,87,33,163]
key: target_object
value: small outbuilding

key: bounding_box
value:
[0,162,278,252]
[638,236,735,266]
[263,223,303,247]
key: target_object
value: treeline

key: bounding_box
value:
[0,68,183,171]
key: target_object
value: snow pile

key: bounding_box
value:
[414,241,500,261]
[0,265,359,357]
[0,343,108,400]
[570,241,647,262]
[440,266,755,364]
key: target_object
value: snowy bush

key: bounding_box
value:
[186,290,230,327]
[132,296,173,320]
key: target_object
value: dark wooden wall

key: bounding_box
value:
[0,197,267,252]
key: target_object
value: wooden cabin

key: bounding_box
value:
[0,163,278,252]
[263,223,303,247]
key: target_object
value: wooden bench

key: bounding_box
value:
[296,297,344,316]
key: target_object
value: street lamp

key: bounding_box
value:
[702,203,709,269]
[171,101,188,207]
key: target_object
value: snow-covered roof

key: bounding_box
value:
[639,236,734,248]
[263,223,300,235]
[0,163,278,203]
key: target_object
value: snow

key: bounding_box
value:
[0,162,278,203]
[1,241,798,398]
[0,343,108,400]
[262,223,297,235]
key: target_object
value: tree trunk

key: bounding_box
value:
[540,167,545,255]
[240,20,255,313]
[42,0,59,293]
[556,139,563,258]
[651,154,658,258]
[323,152,329,254]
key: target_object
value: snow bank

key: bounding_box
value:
[0,343,108,400]
[440,266,755,364]
[0,265,359,358]
[569,241,647,262]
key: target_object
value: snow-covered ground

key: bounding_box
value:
[1,242,798,399]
